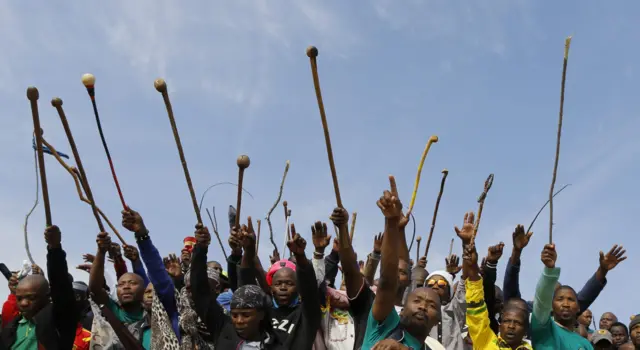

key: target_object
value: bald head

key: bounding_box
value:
[18,275,50,294]
[16,275,50,319]
[600,312,618,330]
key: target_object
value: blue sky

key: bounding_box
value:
[1,1,638,323]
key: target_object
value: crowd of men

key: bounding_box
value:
[0,175,635,349]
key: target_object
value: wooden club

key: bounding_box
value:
[424,169,449,257]
[306,46,343,208]
[154,78,202,224]
[235,155,250,228]
[27,87,52,226]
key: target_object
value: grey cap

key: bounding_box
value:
[590,329,613,344]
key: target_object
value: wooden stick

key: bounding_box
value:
[474,174,494,236]
[23,149,39,265]
[235,155,251,228]
[406,136,439,218]
[52,98,105,232]
[424,169,449,257]
[349,212,358,242]
[415,236,422,263]
[448,238,454,257]
[27,87,52,226]
[306,46,343,208]
[41,138,125,243]
[256,219,262,252]
[549,36,572,245]
[266,161,290,255]
[207,207,227,260]
[211,206,219,233]
[154,79,202,224]
[527,184,571,234]
[281,215,291,257]
[286,209,292,243]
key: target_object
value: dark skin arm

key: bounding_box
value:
[288,224,322,324]
[454,211,477,280]
[595,244,626,283]
[372,176,403,322]
[331,207,362,299]
[88,232,112,305]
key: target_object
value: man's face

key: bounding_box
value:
[116,273,144,306]
[499,309,527,348]
[630,324,640,346]
[600,312,618,330]
[16,282,48,319]
[552,288,579,325]
[231,308,264,340]
[610,325,628,346]
[143,284,154,311]
[181,249,192,265]
[426,275,451,304]
[578,309,593,327]
[207,261,223,274]
[400,288,441,332]
[270,268,297,306]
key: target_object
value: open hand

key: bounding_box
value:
[541,244,557,269]
[163,253,182,278]
[373,233,383,254]
[76,264,92,274]
[512,224,533,251]
[83,253,96,263]
[240,217,257,252]
[8,273,18,294]
[311,221,331,251]
[446,254,462,275]
[599,244,626,271]
[454,212,476,244]
[287,224,307,256]
[376,176,403,219]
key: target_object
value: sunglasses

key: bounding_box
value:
[426,279,449,288]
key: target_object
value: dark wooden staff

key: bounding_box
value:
[27,87,52,226]
[349,212,358,242]
[527,184,571,234]
[154,78,202,224]
[81,74,128,210]
[51,97,105,233]
[549,36,572,244]
[424,169,449,257]
[306,46,343,208]
[415,236,422,264]
[235,155,250,228]
[256,219,261,251]
[448,238,454,257]
[474,173,494,236]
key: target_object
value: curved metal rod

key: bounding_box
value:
[198,182,254,211]
[407,212,417,252]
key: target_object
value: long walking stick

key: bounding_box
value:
[206,208,227,260]
[23,149,39,265]
[52,98,105,232]
[549,36,572,244]
[448,238,454,257]
[81,74,128,210]
[256,219,261,251]
[266,161,290,255]
[474,174,494,236]
[306,46,343,208]
[406,136,439,218]
[154,78,202,224]
[424,169,449,257]
[27,87,52,226]
[235,155,251,228]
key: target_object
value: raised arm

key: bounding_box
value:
[288,224,322,324]
[577,244,626,311]
[89,232,112,305]
[363,233,383,286]
[331,207,361,299]
[503,225,532,302]
[45,225,78,350]
[532,244,560,328]
[311,221,331,287]
[372,176,403,322]
[123,245,150,287]
[238,218,259,287]
[190,224,227,339]
[121,208,180,339]
[483,242,504,334]
[227,226,243,291]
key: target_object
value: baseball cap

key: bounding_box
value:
[590,329,613,345]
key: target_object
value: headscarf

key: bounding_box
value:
[266,260,296,286]
[425,270,454,299]
[184,266,220,287]
[217,290,233,313]
[231,285,268,310]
